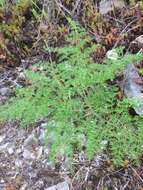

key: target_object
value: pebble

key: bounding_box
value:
[23,149,36,160]
[20,183,27,190]
[7,147,14,155]
[46,181,69,190]
[24,134,38,147]
[0,135,5,143]
[16,148,23,154]
[35,180,44,189]
[39,128,45,144]
[0,179,4,183]
[15,159,23,168]
[0,87,11,96]
[0,142,9,152]
[18,72,26,81]
[36,146,43,159]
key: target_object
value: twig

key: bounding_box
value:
[71,0,82,16]
[113,18,138,48]
[130,165,143,183]
[121,180,130,190]
[106,15,124,24]
[126,24,140,33]
[54,0,72,16]
[84,167,90,182]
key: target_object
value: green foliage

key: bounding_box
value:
[1,19,143,165]
[0,0,5,7]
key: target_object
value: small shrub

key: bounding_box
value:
[1,19,143,165]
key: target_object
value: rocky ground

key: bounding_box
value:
[1,121,143,190]
[0,67,70,190]
[0,122,71,190]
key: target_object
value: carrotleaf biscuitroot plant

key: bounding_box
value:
[1,19,143,166]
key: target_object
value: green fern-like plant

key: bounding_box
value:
[1,19,143,165]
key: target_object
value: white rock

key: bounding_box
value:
[46,182,69,190]
[39,129,45,144]
[20,184,27,190]
[24,134,37,147]
[101,140,108,145]
[0,87,11,96]
[35,180,44,189]
[44,147,49,155]
[135,35,143,48]
[0,143,9,152]
[0,179,4,183]
[18,72,26,81]
[100,0,125,15]
[23,149,36,160]
[106,49,118,60]
[15,159,23,168]
[41,122,48,127]
[46,186,56,190]
[7,147,14,155]
[0,135,5,143]
[16,148,23,154]
[36,146,43,159]
[56,182,69,190]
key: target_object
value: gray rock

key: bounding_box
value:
[0,87,11,96]
[7,147,14,155]
[36,146,43,159]
[23,149,36,160]
[123,64,143,115]
[0,142,9,152]
[34,180,44,189]
[100,0,125,15]
[18,72,26,81]
[24,134,38,147]
[20,183,27,190]
[39,128,45,145]
[135,35,143,49]
[46,181,69,190]
[41,122,48,128]
[16,148,23,154]
[15,159,23,168]
[0,135,6,143]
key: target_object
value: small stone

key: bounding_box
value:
[0,135,5,143]
[16,148,23,154]
[18,72,26,81]
[36,146,43,159]
[56,182,69,190]
[20,184,27,190]
[44,148,49,155]
[7,147,14,155]
[46,182,69,190]
[46,186,56,190]
[100,0,125,15]
[0,143,9,152]
[106,49,118,60]
[15,159,23,168]
[0,179,4,183]
[41,122,48,128]
[123,64,143,115]
[24,134,37,147]
[23,149,35,160]
[35,180,44,189]
[0,87,11,96]
[101,140,108,145]
[39,129,45,144]
[135,35,143,48]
